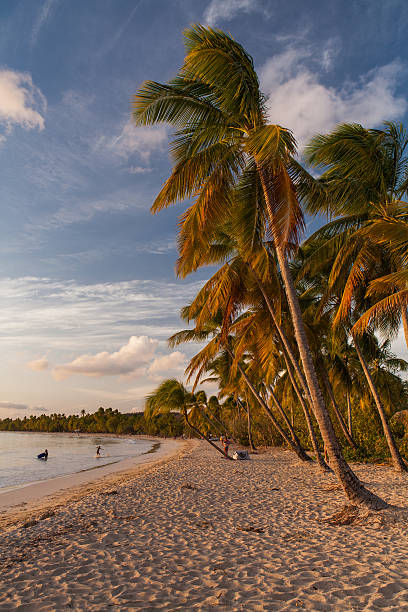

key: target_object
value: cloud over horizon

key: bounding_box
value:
[27,357,49,371]
[53,335,158,380]
[51,336,187,382]
[0,400,29,411]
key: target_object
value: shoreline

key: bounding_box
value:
[0,437,195,531]
[1,442,408,610]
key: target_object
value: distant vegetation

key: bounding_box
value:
[0,407,185,438]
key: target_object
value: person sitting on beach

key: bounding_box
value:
[96,445,101,456]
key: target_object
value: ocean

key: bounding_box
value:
[0,431,154,492]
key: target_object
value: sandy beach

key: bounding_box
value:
[1,441,408,611]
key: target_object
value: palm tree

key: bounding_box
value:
[303,122,408,472]
[134,25,386,508]
[351,209,408,344]
[145,378,232,459]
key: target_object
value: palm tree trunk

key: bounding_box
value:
[183,407,232,460]
[402,307,408,350]
[249,265,312,401]
[228,349,312,462]
[319,365,358,450]
[353,337,407,472]
[206,405,231,439]
[273,243,386,508]
[347,390,353,438]
[282,352,331,472]
[244,395,256,451]
[268,385,303,449]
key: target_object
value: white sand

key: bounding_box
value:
[1,441,408,611]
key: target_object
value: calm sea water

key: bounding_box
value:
[0,432,154,492]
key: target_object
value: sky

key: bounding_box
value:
[0,0,407,418]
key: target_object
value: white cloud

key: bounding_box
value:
[0,70,46,137]
[203,0,265,25]
[53,336,158,380]
[148,351,186,376]
[27,356,49,371]
[261,48,407,148]
[98,122,167,161]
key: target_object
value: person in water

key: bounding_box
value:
[96,445,101,456]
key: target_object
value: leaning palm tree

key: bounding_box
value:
[133,25,387,509]
[145,378,231,459]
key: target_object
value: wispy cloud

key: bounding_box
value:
[261,45,407,148]
[27,356,49,371]
[0,70,46,139]
[0,400,29,411]
[129,165,152,174]
[96,0,142,60]
[97,122,167,162]
[27,188,139,234]
[0,401,47,416]
[0,276,205,354]
[31,0,57,46]
[203,0,268,25]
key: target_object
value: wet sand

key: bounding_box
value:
[1,441,408,611]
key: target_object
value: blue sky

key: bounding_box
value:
[0,0,407,417]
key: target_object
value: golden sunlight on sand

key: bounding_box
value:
[1,441,408,610]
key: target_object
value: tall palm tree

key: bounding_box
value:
[303,122,408,472]
[134,25,386,508]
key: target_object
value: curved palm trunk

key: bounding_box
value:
[206,405,231,439]
[347,390,353,438]
[319,365,358,450]
[283,352,331,472]
[246,401,256,451]
[353,337,407,472]
[241,396,256,451]
[229,350,312,462]
[402,307,408,351]
[183,407,232,460]
[199,405,218,435]
[273,244,387,508]
[268,385,303,449]
[238,395,256,451]
[250,266,311,401]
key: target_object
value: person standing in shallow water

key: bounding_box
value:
[96,445,101,456]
